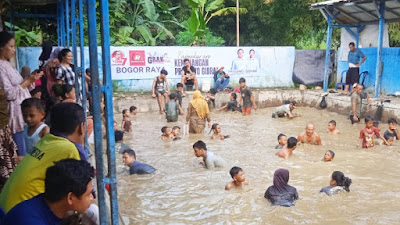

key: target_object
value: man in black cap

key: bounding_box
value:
[272,101,297,118]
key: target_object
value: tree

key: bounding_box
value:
[177,0,247,46]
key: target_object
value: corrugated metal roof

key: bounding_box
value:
[310,0,400,25]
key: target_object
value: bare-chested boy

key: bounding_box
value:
[275,137,297,159]
[327,120,340,134]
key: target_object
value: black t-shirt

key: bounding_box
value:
[182,66,196,76]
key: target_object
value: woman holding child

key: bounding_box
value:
[186,90,211,134]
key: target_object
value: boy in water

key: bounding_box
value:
[327,120,340,134]
[161,126,173,140]
[323,150,335,162]
[122,149,156,175]
[172,126,181,140]
[383,118,400,142]
[357,116,389,148]
[238,78,257,116]
[272,101,297,118]
[275,137,297,159]
[129,106,137,115]
[275,133,287,149]
[225,167,249,190]
[217,93,242,112]
[193,140,227,169]
[165,93,180,122]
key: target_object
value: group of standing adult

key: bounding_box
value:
[0,31,83,190]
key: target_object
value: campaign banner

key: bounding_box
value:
[110,46,295,88]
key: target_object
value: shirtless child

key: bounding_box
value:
[225,167,249,190]
[297,123,322,145]
[161,126,174,140]
[275,137,297,159]
[327,120,340,134]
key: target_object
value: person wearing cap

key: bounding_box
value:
[152,69,170,114]
[272,101,297,118]
[213,66,230,91]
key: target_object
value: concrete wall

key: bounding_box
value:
[337,47,400,95]
[113,90,400,123]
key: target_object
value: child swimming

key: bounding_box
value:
[21,98,49,154]
[275,137,297,159]
[161,126,173,140]
[327,120,340,134]
[193,140,227,169]
[357,116,389,148]
[323,150,335,162]
[275,133,287,149]
[172,126,181,141]
[383,118,400,144]
[225,167,249,190]
[129,106,137,115]
[320,171,352,196]
[121,109,132,133]
[210,123,230,140]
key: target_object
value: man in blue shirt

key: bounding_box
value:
[3,159,95,225]
[122,149,156,174]
[213,66,230,91]
[344,42,367,94]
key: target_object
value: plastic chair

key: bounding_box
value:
[185,79,194,91]
[359,71,368,86]
[335,70,347,90]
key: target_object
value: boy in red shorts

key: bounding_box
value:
[238,78,257,116]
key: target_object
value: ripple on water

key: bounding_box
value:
[114,107,400,224]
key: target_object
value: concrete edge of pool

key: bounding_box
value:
[112,90,400,122]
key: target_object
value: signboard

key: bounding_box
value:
[109,46,295,88]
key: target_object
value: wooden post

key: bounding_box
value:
[236,0,239,47]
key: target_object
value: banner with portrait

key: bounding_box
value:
[110,46,295,89]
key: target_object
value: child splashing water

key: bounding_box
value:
[358,116,389,148]
[209,123,230,140]
[21,98,50,154]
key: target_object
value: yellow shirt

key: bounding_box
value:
[0,134,80,212]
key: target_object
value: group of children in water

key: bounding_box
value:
[113,71,399,207]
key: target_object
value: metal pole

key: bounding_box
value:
[65,0,70,47]
[60,1,65,46]
[71,0,80,102]
[323,14,333,92]
[356,26,360,48]
[86,0,108,224]
[78,0,88,157]
[236,0,239,47]
[99,0,119,223]
[374,0,385,98]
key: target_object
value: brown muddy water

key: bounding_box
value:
[114,107,400,225]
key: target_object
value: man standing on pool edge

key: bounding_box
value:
[343,42,367,94]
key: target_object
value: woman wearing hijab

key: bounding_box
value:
[264,168,299,207]
[186,90,211,134]
[38,41,52,69]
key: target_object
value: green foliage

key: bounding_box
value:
[108,0,182,46]
[176,29,224,46]
[4,22,42,46]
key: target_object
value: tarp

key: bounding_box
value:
[292,50,335,86]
